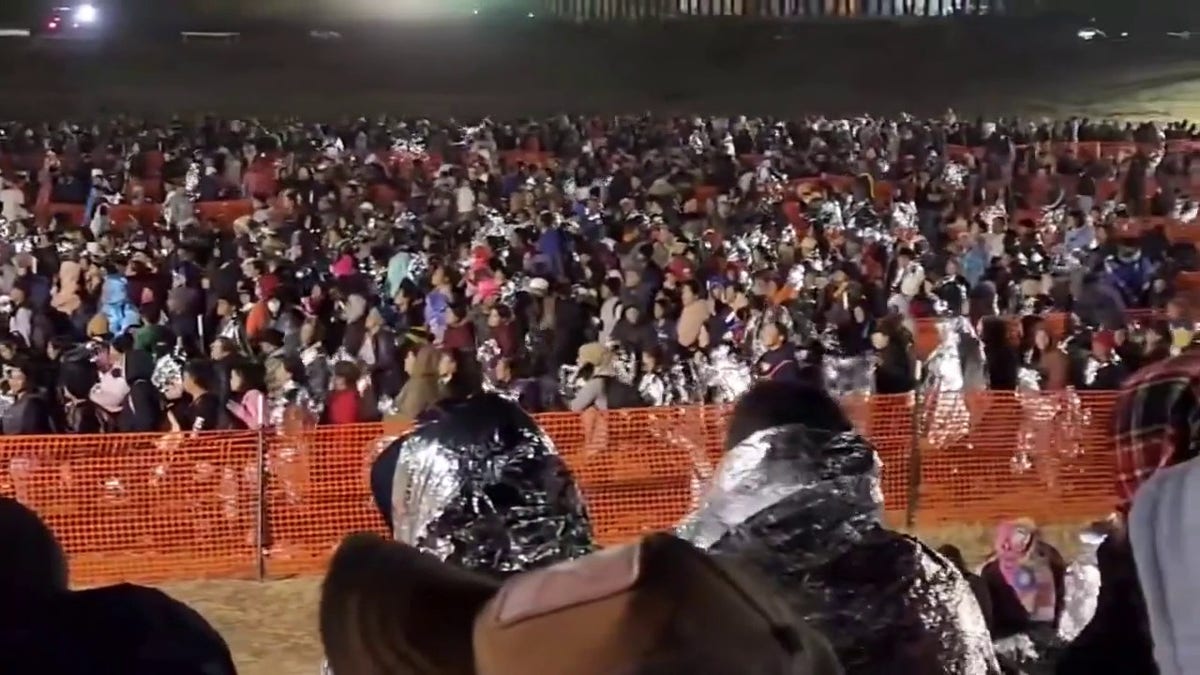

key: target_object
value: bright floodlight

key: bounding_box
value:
[75,4,97,23]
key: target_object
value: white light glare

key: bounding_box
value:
[75,4,97,23]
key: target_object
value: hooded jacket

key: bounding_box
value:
[370,394,594,576]
[101,276,140,337]
[677,425,1000,675]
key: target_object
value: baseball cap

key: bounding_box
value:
[472,533,842,675]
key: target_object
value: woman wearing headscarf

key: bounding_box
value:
[389,344,442,425]
[677,380,1000,675]
[979,519,1066,642]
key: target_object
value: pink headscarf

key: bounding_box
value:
[993,519,1057,623]
[474,277,500,303]
[331,255,355,278]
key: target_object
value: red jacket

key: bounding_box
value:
[325,389,360,426]
[442,322,475,352]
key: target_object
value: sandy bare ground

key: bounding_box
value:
[157,521,1088,675]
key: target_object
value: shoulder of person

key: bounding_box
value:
[69,584,236,671]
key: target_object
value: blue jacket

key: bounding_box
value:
[537,228,567,279]
[101,276,140,336]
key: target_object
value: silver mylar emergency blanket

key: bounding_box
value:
[1057,529,1105,642]
[386,393,594,574]
[823,354,875,399]
[924,316,985,450]
[677,424,1000,675]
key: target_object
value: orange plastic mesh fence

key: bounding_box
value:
[0,393,1119,586]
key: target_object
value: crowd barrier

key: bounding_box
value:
[0,392,1119,586]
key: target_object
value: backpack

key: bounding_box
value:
[601,377,646,410]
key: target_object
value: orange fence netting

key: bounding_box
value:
[0,392,1119,586]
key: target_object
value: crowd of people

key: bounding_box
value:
[2,111,1200,673]
[0,112,1194,438]
[3,374,1191,674]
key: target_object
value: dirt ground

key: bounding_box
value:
[22,20,1162,675]
[158,522,1089,675]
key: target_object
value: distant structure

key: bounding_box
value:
[537,0,1020,21]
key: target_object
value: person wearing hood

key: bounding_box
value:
[1,497,238,675]
[677,380,1000,675]
[100,275,140,337]
[369,393,594,575]
[117,350,162,433]
[979,519,1066,643]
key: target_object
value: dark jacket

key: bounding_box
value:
[677,425,1000,675]
[1055,535,1157,675]
[118,350,162,433]
[370,394,594,576]
[874,343,915,394]
[2,391,55,435]
[979,541,1067,639]
[755,344,807,385]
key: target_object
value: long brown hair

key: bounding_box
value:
[320,533,500,675]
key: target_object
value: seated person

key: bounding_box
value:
[676,380,1000,675]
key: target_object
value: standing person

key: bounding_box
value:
[1055,345,1200,675]
[117,350,163,433]
[2,361,54,435]
[324,361,363,426]
[675,280,710,351]
[755,321,805,384]
[871,324,915,395]
[177,361,222,434]
[390,344,442,424]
